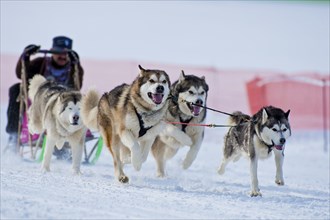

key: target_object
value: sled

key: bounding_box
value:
[35,132,103,165]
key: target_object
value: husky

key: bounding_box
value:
[217,106,291,196]
[28,75,86,174]
[81,65,191,183]
[151,71,209,177]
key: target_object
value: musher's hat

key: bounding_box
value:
[51,36,72,53]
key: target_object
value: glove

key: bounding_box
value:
[23,44,40,57]
[68,50,80,64]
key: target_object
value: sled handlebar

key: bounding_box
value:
[37,49,71,54]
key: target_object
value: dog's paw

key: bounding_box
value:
[156,172,166,178]
[275,179,285,185]
[181,135,193,146]
[119,175,129,184]
[41,166,50,173]
[250,190,262,197]
[72,169,82,176]
[131,148,143,171]
[217,166,225,175]
[182,159,193,170]
[131,155,142,171]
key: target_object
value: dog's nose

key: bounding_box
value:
[156,85,164,93]
[196,99,203,105]
[280,138,286,145]
[73,115,79,121]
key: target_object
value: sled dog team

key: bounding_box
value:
[28,65,291,196]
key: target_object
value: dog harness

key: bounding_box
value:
[134,108,152,137]
[180,116,192,132]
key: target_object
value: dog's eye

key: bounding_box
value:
[282,128,287,132]
[189,91,194,95]
[162,80,166,84]
[149,79,155,83]
[200,91,205,95]
[69,108,72,110]
[272,128,278,132]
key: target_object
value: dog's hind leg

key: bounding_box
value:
[41,136,56,173]
[217,157,230,175]
[164,146,179,160]
[151,137,167,177]
[274,149,285,185]
[218,152,241,174]
[218,142,235,175]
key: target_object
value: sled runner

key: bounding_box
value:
[35,132,103,165]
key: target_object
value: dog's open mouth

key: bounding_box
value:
[274,145,284,150]
[187,102,201,116]
[148,92,164,105]
[271,140,284,150]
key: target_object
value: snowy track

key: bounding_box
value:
[1,109,329,219]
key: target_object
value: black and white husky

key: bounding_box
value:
[151,71,209,177]
[28,75,86,174]
[217,106,291,196]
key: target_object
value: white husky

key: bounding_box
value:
[28,75,86,174]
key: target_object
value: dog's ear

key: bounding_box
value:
[262,108,268,124]
[179,70,186,82]
[138,65,146,77]
[285,109,290,119]
[201,76,205,80]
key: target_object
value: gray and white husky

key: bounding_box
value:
[28,75,86,174]
[151,71,209,177]
[217,106,291,196]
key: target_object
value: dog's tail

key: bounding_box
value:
[81,89,100,131]
[28,74,46,100]
[228,111,251,126]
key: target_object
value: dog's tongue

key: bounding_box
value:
[152,94,163,104]
[192,106,201,116]
[274,145,284,151]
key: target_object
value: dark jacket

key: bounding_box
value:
[15,55,84,90]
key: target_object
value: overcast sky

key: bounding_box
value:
[1,1,329,73]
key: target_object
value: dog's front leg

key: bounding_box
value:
[274,149,285,185]
[41,136,56,173]
[182,134,203,169]
[121,130,142,171]
[250,156,261,197]
[162,123,192,146]
[69,135,85,175]
[140,138,155,163]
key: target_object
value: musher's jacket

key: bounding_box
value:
[15,55,84,90]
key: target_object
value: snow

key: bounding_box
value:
[1,105,329,219]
